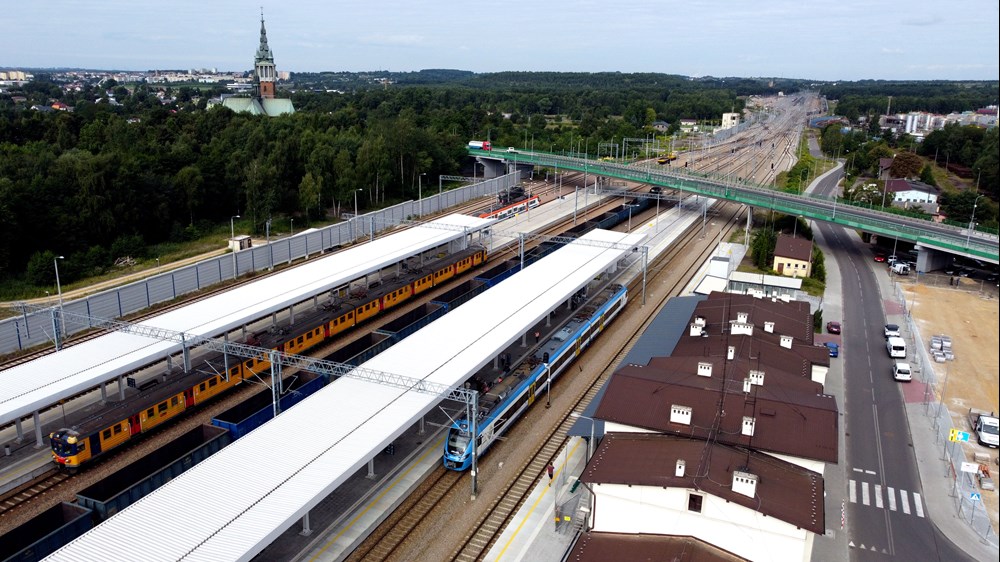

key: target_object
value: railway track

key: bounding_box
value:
[345,200,745,561]
[446,202,745,562]
[0,187,630,532]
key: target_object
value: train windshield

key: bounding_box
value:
[447,429,471,456]
[51,440,75,456]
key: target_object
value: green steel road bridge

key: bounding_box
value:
[470,148,999,264]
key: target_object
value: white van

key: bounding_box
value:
[887,336,906,358]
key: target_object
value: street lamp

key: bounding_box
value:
[418,172,426,218]
[967,194,985,247]
[54,256,65,310]
[230,215,240,242]
[230,215,240,278]
[570,412,597,461]
[353,188,363,239]
[53,255,65,342]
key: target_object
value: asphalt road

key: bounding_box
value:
[815,169,974,561]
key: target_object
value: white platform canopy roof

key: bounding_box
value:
[1,215,491,426]
[46,228,646,562]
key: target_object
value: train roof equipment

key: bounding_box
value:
[0,214,493,428]
[45,228,647,562]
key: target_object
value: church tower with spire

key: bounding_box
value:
[221,10,294,116]
[254,11,276,99]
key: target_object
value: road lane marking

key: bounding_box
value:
[849,479,857,503]
[862,482,870,505]
[874,484,883,508]
[901,490,911,515]
[888,487,897,511]
[913,493,924,517]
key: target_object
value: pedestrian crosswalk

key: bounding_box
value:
[848,479,925,517]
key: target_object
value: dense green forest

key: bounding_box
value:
[822,80,998,120]
[1,71,996,290]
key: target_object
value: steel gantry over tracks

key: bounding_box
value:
[469,148,1000,263]
[45,228,646,562]
[0,214,492,444]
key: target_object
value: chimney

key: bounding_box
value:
[749,369,765,386]
[697,361,713,377]
[727,345,735,360]
[670,405,692,425]
[743,378,751,393]
[742,416,755,436]
[763,321,775,333]
[737,311,749,324]
[689,323,703,337]
[780,335,793,349]
[732,470,758,498]
[675,459,686,477]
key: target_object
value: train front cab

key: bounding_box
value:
[50,429,91,469]
[443,422,475,470]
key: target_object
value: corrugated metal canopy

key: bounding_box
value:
[46,228,644,562]
[1,215,490,426]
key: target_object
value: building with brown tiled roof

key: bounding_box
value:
[580,433,825,561]
[672,332,830,386]
[693,292,815,345]
[772,234,813,278]
[568,532,748,562]
[593,363,839,466]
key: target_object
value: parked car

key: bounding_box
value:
[892,362,912,382]
[824,342,840,357]
[884,324,900,338]
[826,321,841,334]
[874,254,886,263]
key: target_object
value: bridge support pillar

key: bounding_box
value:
[479,158,506,179]
[915,246,952,274]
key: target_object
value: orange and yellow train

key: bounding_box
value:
[50,246,487,470]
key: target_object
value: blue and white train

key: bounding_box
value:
[443,283,628,470]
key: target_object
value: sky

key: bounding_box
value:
[3,0,998,81]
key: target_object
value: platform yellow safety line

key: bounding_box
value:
[495,439,583,561]
[308,435,447,561]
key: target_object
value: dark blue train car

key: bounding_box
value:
[378,302,448,341]
[74,424,231,520]
[211,374,327,439]
[0,502,93,562]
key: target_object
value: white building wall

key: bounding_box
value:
[604,421,655,433]
[893,189,937,204]
[591,484,811,561]
[811,364,828,387]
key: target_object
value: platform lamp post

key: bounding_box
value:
[545,362,551,408]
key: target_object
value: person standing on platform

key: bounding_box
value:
[546,462,554,485]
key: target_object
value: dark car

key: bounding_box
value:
[649,186,663,195]
[826,321,841,334]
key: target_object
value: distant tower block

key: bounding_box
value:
[255,11,277,99]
